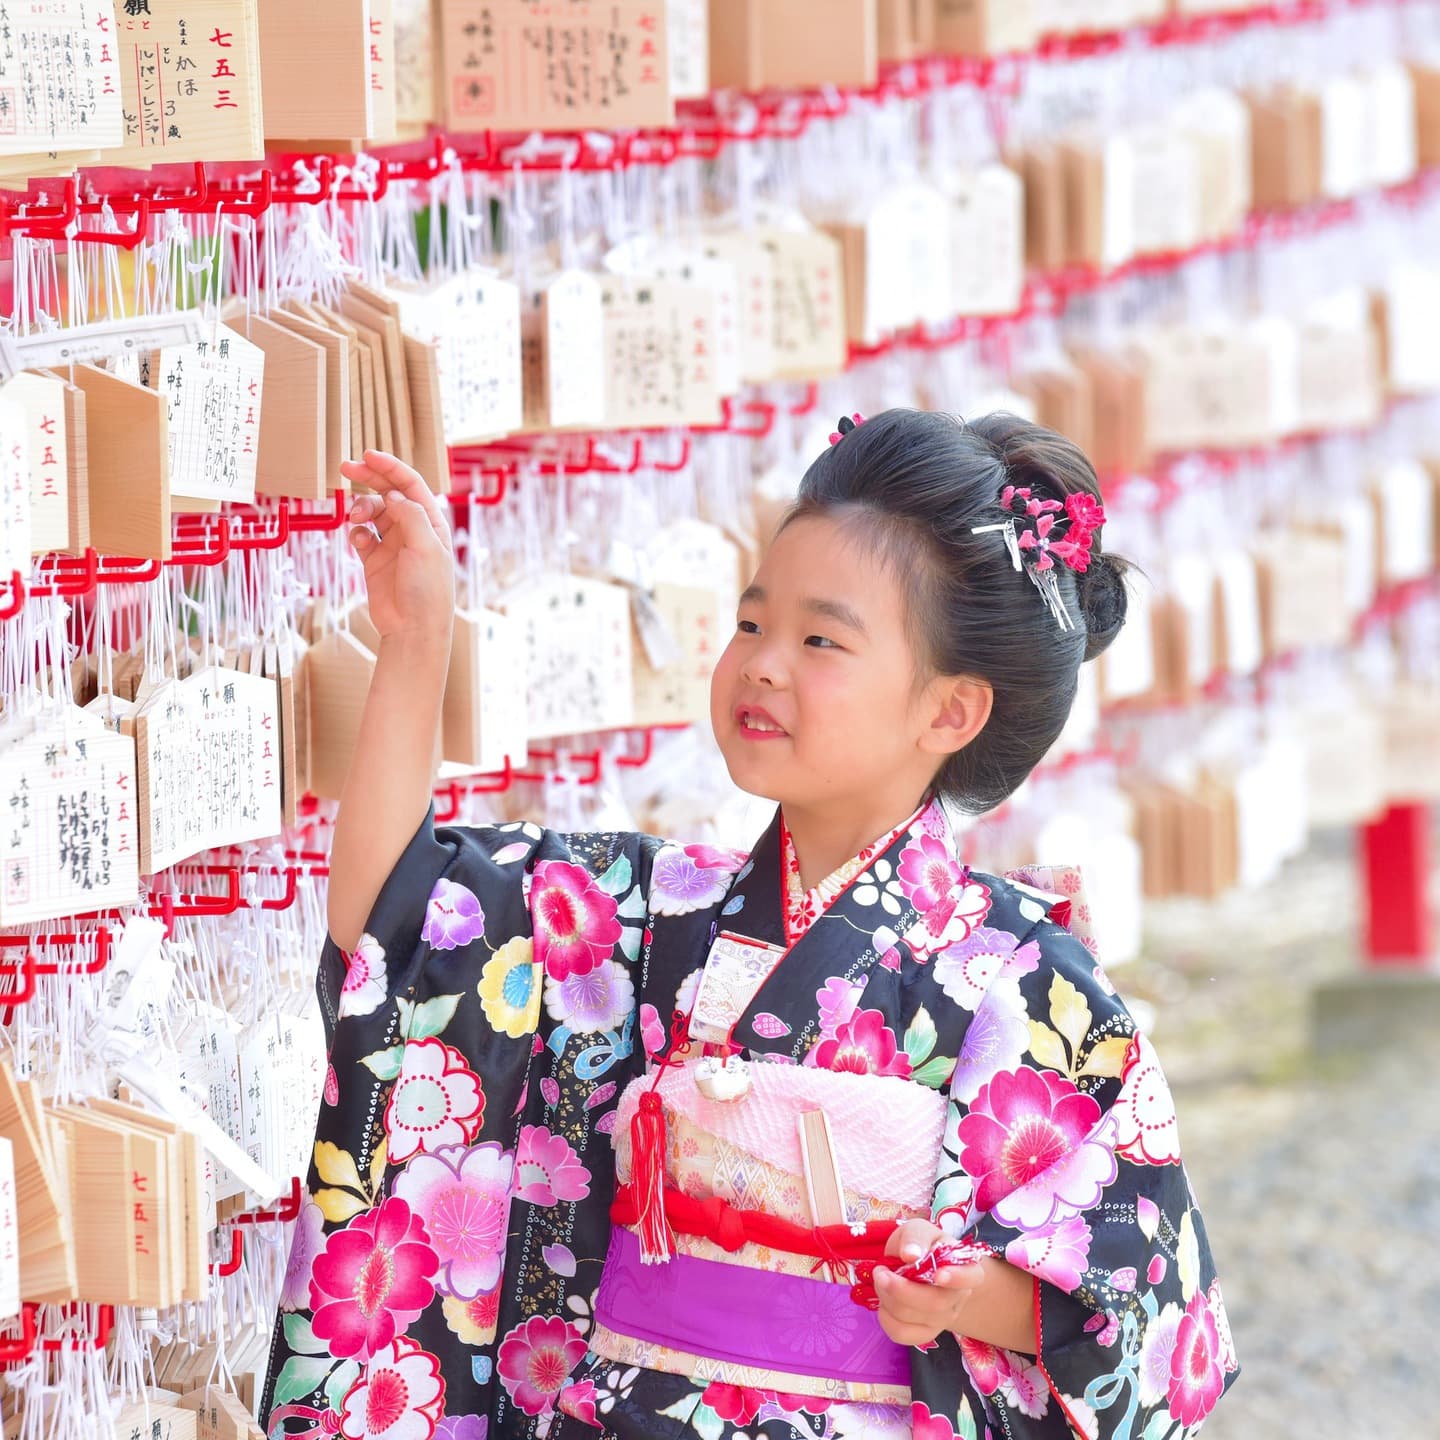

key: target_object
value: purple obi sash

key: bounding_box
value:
[595,1226,911,1388]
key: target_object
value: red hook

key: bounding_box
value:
[0,1304,37,1364]
[158,868,242,918]
[0,572,24,620]
[650,434,692,473]
[291,493,348,532]
[209,1228,244,1276]
[235,1175,303,1225]
[231,504,293,551]
[0,951,37,1008]
[168,519,232,567]
[40,1304,114,1353]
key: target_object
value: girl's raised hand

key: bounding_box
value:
[342,451,455,643]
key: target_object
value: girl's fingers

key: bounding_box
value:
[345,450,450,546]
[348,525,376,556]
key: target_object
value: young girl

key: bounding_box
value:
[262,410,1236,1440]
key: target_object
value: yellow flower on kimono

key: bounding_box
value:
[478,937,542,1038]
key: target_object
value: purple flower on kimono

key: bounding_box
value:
[956,1066,1117,1230]
[392,1142,513,1300]
[543,959,634,1034]
[951,976,1030,1104]
[436,1418,488,1440]
[280,1200,326,1310]
[1004,1215,1092,1292]
[934,927,1040,1012]
[422,878,486,951]
[815,975,866,1039]
[650,843,748,917]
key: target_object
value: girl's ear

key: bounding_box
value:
[919,675,994,759]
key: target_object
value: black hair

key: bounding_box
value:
[783,408,1132,814]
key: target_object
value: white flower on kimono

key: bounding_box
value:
[422,879,486,952]
[934,926,1041,1011]
[340,935,389,1018]
[1137,1302,1183,1407]
[544,959,634,1034]
[950,976,1030,1105]
[832,1403,911,1440]
[1176,1208,1201,1301]
[392,1142,513,1300]
[1058,1394,1099,1440]
[674,968,703,1017]
[956,1066,1118,1231]
[338,1335,445,1440]
[649,843,745,916]
[384,1039,485,1164]
[997,1355,1050,1419]
[1112,1033,1181,1166]
[1003,1214,1093,1292]
[1209,1277,1238,1372]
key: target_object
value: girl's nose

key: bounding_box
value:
[740,645,783,688]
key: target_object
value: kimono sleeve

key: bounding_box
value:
[920,922,1239,1440]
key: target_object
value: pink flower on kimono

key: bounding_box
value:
[512,1125,591,1206]
[1004,1215,1093,1292]
[649,844,746,916]
[639,1003,666,1057]
[934,927,1041,1012]
[340,935,389,1017]
[951,976,1030,1104]
[703,1384,765,1424]
[422,879,486,952]
[496,1315,587,1416]
[956,1067,1116,1230]
[810,1008,911,1079]
[1168,1289,1227,1426]
[392,1142,513,1300]
[896,835,966,914]
[384,1039,485,1164]
[1112,1034,1181,1166]
[280,1200,327,1310]
[310,1198,438,1362]
[557,1380,599,1427]
[338,1335,445,1440]
[909,1402,961,1440]
[998,1357,1051,1419]
[958,1337,1010,1395]
[531,861,622,981]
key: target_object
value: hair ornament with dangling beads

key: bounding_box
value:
[971,484,1107,632]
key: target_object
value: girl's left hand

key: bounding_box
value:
[874,1219,988,1348]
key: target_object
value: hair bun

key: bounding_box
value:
[1077,554,1129,662]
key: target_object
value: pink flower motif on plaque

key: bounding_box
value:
[530,861,622,981]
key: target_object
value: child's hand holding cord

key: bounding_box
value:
[876,1219,1037,1354]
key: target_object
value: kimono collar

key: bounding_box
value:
[716,797,990,1060]
[778,800,928,947]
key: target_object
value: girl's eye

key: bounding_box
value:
[737,620,760,635]
[805,635,839,649]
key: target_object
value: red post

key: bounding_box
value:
[1362,803,1434,966]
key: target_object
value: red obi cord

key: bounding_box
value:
[611,1182,900,1268]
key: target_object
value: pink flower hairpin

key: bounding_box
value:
[829,413,866,445]
[972,485,1108,630]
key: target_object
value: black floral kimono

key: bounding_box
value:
[261,800,1236,1440]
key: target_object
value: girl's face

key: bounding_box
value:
[710,513,968,825]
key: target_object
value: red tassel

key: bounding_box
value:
[630,1089,673,1264]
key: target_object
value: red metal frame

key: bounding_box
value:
[1362,804,1435,966]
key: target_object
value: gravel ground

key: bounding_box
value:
[1121,831,1440,1440]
